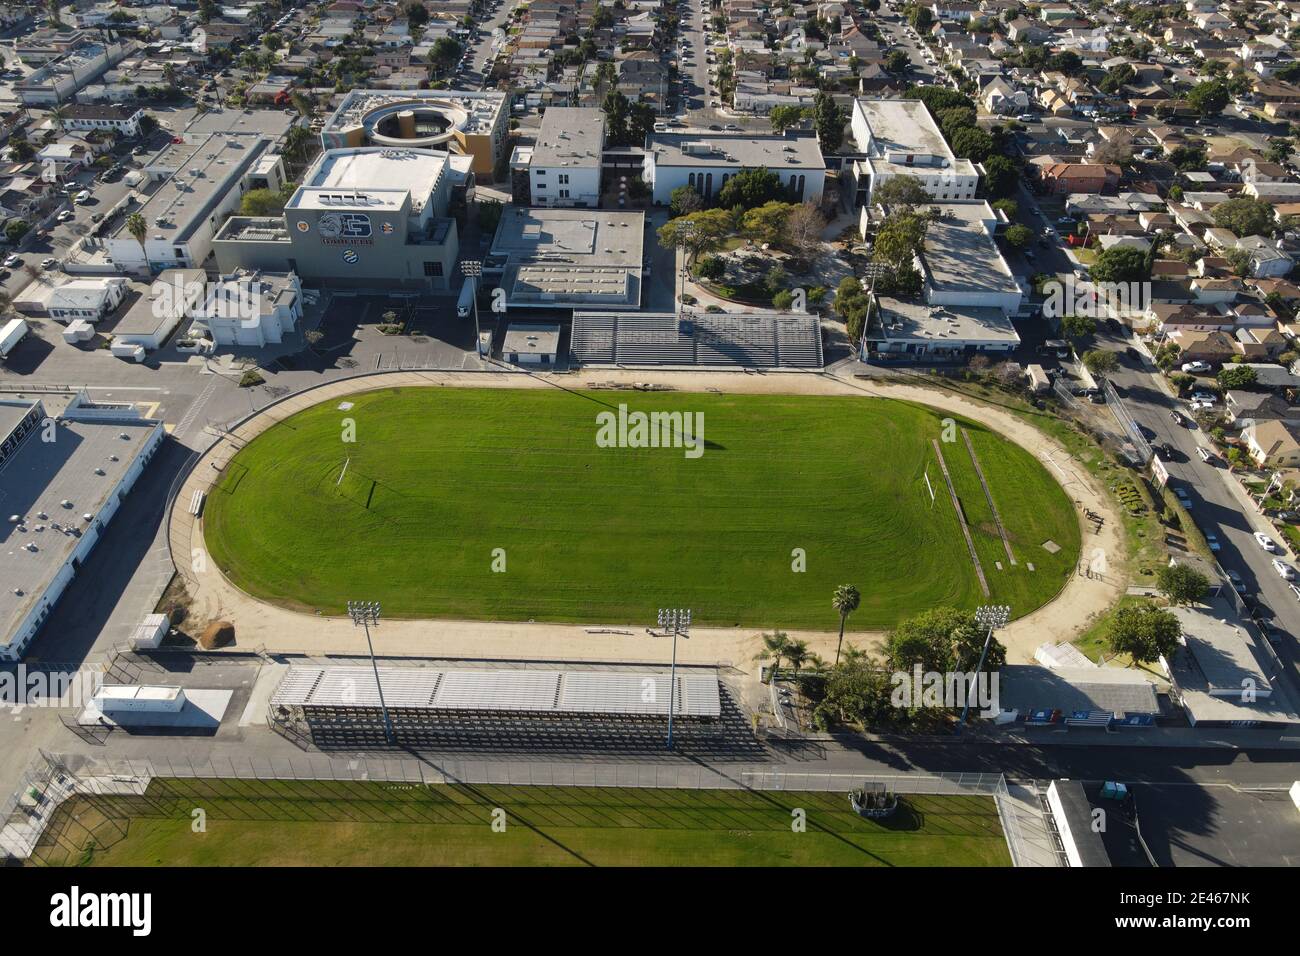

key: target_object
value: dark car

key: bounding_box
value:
[1125,346,1140,359]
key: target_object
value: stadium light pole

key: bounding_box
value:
[347,600,394,746]
[956,604,1011,736]
[460,259,483,360]
[657,607,691,751]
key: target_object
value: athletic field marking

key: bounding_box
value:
[931,438,989,597]
[961,428,1016,566]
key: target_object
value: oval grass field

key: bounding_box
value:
[203,386,1082,630]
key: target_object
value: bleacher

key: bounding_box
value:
[570,311,823,369]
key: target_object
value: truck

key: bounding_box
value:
[0,318,29,360]
[457,278,476,319]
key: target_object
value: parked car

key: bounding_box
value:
[1227,569,1247,594]
[1197,447,1217,465]
[1254,531,1278,552]
[1181,361,1212,373]
[1273,558,1295,580]
[3,254,19,268]
[1290,583,1300,601]
[56,209,73,222]
[39,257,57,270]
[73,190,90,203]
[1174,486,1194,509]
[1169,409,1185,425]
[1206,532,1221,552]
[1190,391,1217,404]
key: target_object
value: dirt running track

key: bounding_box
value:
[167,367,1123,669]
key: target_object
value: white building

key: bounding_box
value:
[850,98,981,205]
[0,395,164,661]
[526,107,605,208]
[60,103,145,138]
[643,130,825,206]
[192,270,303,347]
[44,277,129,322]
[101,131,284,275]
[14,38,132,105]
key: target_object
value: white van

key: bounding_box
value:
[457,279,476,319]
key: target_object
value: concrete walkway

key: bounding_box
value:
[166,366,1124,666]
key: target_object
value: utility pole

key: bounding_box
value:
[956,604,1010,736]
[656,608,691,750]
[347,600,394,745]
[460,259,483,361]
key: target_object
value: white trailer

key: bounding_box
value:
[110,341,146,362]
[0,318,29,360]
[62,319,95,343]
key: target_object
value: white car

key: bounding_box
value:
[1291,583,1300,601]
[1190,391,1216,404]
[1189,400,1214,413]
[39,257,57,270]
[1181,361,1211,373]
[1273,558,1296,580]
[3,254,19,267]
[56,209,74,222]
[73,190,90,203]
[1255,532,1278,552]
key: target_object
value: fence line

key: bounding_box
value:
[2,752,1027,862]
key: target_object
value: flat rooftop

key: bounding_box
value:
[645,130,824,169]
[112,133,269,242]
[855,97,978,179]
[271,665,722,719]
[491,207,644,309]
[324,89,507,138]
[532,107,604,170]
[999,665,1160,717]
[290,147,447,213]
[924,203,1021,297]
[182,106,296,143]
[1169,603,1272,697]
[502,322,561,355]
[0,410,160,648]
[872,298,1021,348]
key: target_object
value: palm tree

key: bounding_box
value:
[48,106,66,133]
[785,639,810,676]
[753,630,791,681]
[125,212,149,271]
[832,584,861,666]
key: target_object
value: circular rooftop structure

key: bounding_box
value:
[363,98,470,149]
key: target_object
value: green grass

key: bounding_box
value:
[35,779,1011,867]
[203,387,1081,628]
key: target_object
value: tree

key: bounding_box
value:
[1083,349,1120,378]
[1187,80,1231,118]
[872,174,929,209]
[125,212,149,268]
[886,607,1005,675]
[1211,197,1275,237]
[406,1,429,28]
[1046,50,1083,76]
[982,155,1019,199]
[754,630,792,680]
[1168,144,1207,171]
[264,33,284,51]
[1107,603,1181,665]
[768,104,806,133]
[4,220,28,244]
[1004,224,1033,249]
[1060,314,1096,342]
[812,90,844,153]
[909,6,933,31]
[477,199,503,233]
[430,37,461,75]
[657,207,735,263]
[1217,364,1258,390]
[1157,564,1210,607]
[948,125,994,162]
[991,198,1018,220]
[741,201,792,246]
[283,125,312,168]
[198,0,218,23]
[832,584,860,666]
[669,185,704,218]
[1091,245,1149,283]
[717,167,784,211]
[784,202,826,261]
[873,211,928,269]
[885,49,911,74]
[240,187,290,216]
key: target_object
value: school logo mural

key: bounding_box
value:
[318,212,373,243]
[342,249,359,264]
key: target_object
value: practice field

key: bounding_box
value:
[33,780,1011,867]
[203,387,1080,628]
